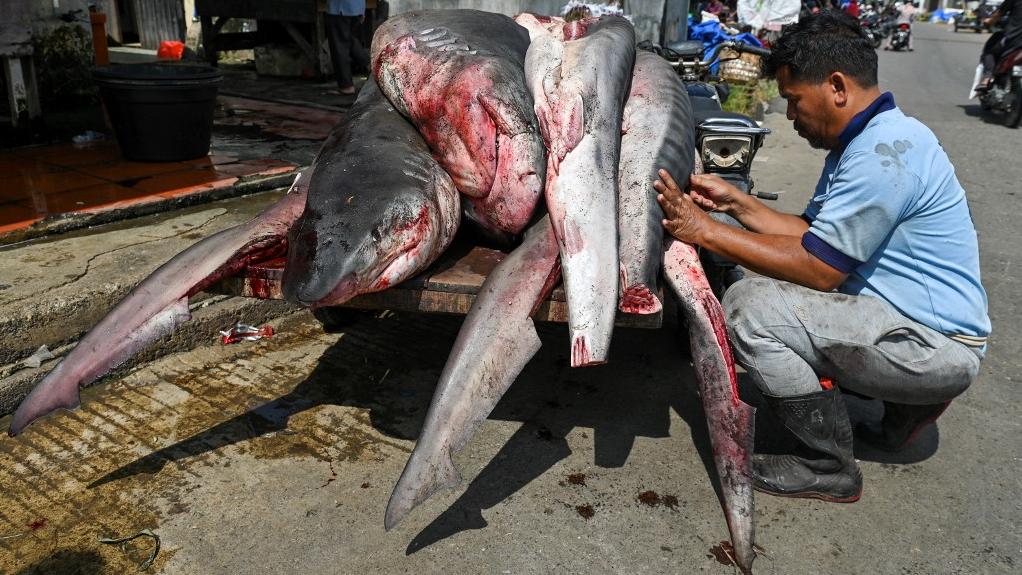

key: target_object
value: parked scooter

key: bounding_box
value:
[973,43,1022,127]
[860,9,891,49]
[641,39,773,295]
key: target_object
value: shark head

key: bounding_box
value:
[284,191,431,308]
[281,166,458,309]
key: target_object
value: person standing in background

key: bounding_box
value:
[326,0,370,95]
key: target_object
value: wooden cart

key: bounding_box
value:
[212,239,663,330]
[196,0,328,74]
[195,0,384,77]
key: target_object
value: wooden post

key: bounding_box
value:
[3,55,41,128]
[89,6,110,66]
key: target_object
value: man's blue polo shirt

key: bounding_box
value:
[801,93,990,340]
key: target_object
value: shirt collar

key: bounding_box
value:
[837,92,896,149]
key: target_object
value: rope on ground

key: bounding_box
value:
[98,528,161,571]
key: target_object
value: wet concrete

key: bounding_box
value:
[0,189,299,411]
[0,22,1018,575]
[0,308,739,574]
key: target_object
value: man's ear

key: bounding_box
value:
[829,72,849,107]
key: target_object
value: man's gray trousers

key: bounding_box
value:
[722,277,983,403]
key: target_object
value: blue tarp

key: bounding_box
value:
[688,19,764,73]
[929,9,961,23]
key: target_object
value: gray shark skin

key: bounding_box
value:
[516,13,635,367]
[372,9,546,236]
[618,51,694,315]
[281,78,459,307]
[9,174,309,436]
[384,214,561,531]
[9,80,460,437]
[663,238,757,575]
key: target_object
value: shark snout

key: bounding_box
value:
[303,272,359,309]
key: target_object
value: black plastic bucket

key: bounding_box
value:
[92,63,222,162]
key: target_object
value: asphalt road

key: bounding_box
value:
[0,22,1018,575]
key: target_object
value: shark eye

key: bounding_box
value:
[371,228,383,242]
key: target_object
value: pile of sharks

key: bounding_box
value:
[9,9,759,573]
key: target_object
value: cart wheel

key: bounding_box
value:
[313,307,369,333]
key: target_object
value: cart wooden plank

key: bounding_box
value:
[210,243,662,329]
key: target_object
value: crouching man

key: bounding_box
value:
[655,12,990,502]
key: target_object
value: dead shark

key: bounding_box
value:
[516,13,635,367]
[10,79,459,436]
[383,214,561,530]
[372,9,545,236]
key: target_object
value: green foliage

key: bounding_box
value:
[32,24,98,105]
[721,79,779,117]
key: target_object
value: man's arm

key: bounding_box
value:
[660,148,916,294]
[984,1,1009,27]
[720,186,811,236]
[674,172,810,237]
[656,185,847,291]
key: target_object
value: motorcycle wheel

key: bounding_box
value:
[1004,78,1022,129]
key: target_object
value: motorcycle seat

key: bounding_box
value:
[666,40,705,59]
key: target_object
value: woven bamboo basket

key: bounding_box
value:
[719,49,762,85]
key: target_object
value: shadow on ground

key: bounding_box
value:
[11,549,105,575]
[957,103,1011,126]
[87,306,943,552]
[90,311,727,551]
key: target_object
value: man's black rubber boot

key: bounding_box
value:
[855,401,950,452]
[753,388,863,503]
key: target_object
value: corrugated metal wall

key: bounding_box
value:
[385,1,671,43]
[135,0,186,49]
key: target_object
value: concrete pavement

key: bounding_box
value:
[0,22,1018,575]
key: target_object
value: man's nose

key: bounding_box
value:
[786,101,796,122]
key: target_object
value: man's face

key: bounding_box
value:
[777,66,840,150]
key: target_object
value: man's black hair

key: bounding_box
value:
[764,10,878,88]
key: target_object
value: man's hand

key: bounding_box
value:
[688,173,747,216]
[655,169,714,244]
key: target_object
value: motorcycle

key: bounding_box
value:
[888,22,912,51]
[974,43,1022,128]
[647,39,773,197]
[860,10,891,49]
[954,0,1004,33]
[642,39,773,295]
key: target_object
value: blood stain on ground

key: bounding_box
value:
[575,504,595,520]
[662,494,679,509]
[361,482,370,489]
[637,490,661,507]
[567,473,586,486]
[708,540,737,566]
[28,518,47,530]
[320,461,338,488]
